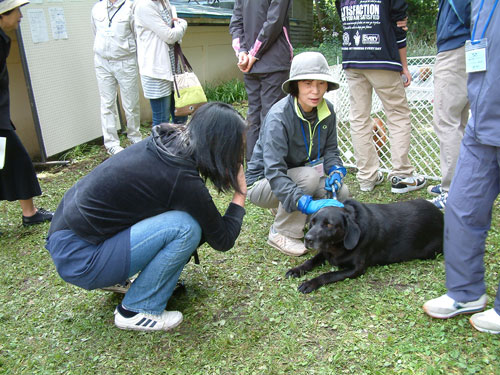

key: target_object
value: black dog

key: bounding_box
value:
[286,199,443,293]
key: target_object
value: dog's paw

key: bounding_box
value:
[297,280,319,294]
[285,267,305,278]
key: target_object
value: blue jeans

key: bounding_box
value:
[150,96,171,126]
[122,211,201,315]
[170,95,188,124]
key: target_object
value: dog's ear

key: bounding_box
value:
[343,205,361,250]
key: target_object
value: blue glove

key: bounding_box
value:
[325,165,347,195]
[297,195,344,215]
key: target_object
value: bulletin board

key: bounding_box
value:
[18,0,101,158]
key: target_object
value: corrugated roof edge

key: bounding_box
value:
[171,0,233,19]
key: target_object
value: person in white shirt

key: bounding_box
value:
[133,0,187,126]
[91,0,141,156]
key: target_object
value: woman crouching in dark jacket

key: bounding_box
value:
[46,102,247,332]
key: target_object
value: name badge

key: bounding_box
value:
[103,27,114,37]
[307,158,324,177]
[465,39,487,73]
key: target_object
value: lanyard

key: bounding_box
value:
[108,0,126,27]
[300,119,321,163]
[471,0,499,44]
[446,0,464,25]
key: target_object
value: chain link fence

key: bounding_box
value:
[325,56,441,181]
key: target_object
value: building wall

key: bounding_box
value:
[7,29,39,159]
[9,24,242,157]
[289,0,314,46]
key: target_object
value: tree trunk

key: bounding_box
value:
[314,0,325,28]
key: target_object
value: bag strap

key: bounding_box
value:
[172,43,195,99]
[173,43,193,73]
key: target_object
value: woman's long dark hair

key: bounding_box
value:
[186,102,245,194]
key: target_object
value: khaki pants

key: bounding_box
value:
[247,166,350,238]
[94,55,141,149]
[433,46,469,192]
[345,69,414,185]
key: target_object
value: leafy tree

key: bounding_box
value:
[406,0,439,43]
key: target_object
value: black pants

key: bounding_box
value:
[244,69,289,161]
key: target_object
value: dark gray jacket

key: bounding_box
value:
[229,0,293,74]
[246,95,343,213]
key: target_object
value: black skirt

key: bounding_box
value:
[0,128,42,201]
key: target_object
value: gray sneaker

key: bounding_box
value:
[423,294,487,319]
[359,171,384,192]
[470,308,500,334]
[101,277,134,294]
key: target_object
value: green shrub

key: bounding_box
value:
[407,32,437,57]
[204,78,247,104]
[294,39,342,66]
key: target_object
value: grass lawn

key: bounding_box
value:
[1,123,500,374]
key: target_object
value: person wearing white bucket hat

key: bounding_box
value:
[0,0,54,229]
[246,52,349,257]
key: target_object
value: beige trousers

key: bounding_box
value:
[345,69,414,184]
[247,166,350,239]
[433,46,469,192]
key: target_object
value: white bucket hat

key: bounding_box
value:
[282,52,339,94]
[0,0,29,15]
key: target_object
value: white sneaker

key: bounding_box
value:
[423,294,487,319]
[470,308,500,334]
[267,227,308,256]
[129,137,142,144]
[114,309,183,331]
[391,174,426,194]
[359,171,384,192]
[107,145,124,156]
[428,192,448,210]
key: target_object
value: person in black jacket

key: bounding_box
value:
[336,0,426,194]
[0,0,53,228]
[45,102,247,332]
[229,0,293,161]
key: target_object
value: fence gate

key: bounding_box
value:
[326,56,442,181]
